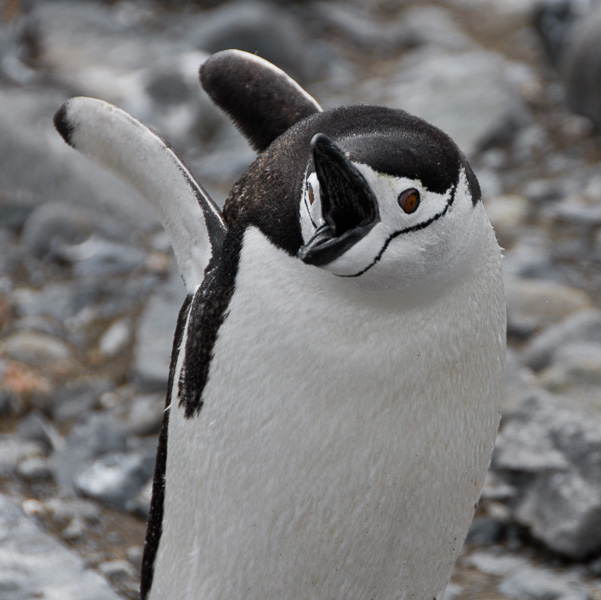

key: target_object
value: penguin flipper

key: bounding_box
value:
[200,49,323,153]
[54,97,226,293]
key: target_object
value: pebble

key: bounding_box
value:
[74,450,155,512]
[383,49,531,157]
[98,558,137,581]
[559,4,601,130]
[498,565,590,600]
[132,269,185,388]
[50,412,128,493]
[0,494,120,600]
[505,275,593,338]
[522,309,601,371]
[99,318,133,359]
[494,390,601,559]
[0,330,72,368]
[126,392,165,436]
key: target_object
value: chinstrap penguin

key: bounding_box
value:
[54,49,506,600]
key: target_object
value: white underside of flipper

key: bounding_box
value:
[150,223,506,600]
[56,97,225,292]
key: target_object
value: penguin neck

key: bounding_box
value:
[238,224,495,317]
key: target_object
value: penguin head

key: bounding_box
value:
[201,51,490,296]
[296,107,488,294]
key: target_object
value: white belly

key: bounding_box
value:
[150,227,505,600]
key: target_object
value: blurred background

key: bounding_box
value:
[2,0,601,598]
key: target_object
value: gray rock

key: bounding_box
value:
[560,5,601,130]
[309,2,421,56]
[499,564,590,599]
[50,412,128,492]
[465,551,528,576]
[98,558,137,581]
[0,495,120,600]
[538,342,601,412]
[99,318,133,359]
[484,194,531,249]
[127,392,165,436]
[16,456,52,481]
[132,269,185,388]
[45,496,102,527]
[0,330,73,368]
[129,477,153,518]
[502,237,559,282]
[51,379,113,423]
[494,390,601,558]
[66,236,148,278]
[0,435,45,477]
[0,88,159,235]
[522,309,601,371]
[505,275,592,338]
[189,0,324,83]
[383,49,531,157]
[74,450,155,511]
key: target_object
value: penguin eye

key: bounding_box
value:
[398,188,420,214]
[307,183,315,205]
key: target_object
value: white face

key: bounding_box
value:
[299,162,489,294]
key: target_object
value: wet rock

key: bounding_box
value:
[494,390,601,559]
[505,275,593,338]
[0,494,120,600]
[522,309,601,371]
[74,450,155,512]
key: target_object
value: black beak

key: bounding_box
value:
[298,134,379,266]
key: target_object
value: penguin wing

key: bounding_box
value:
[54,97,226,293]
[200,49,323,152]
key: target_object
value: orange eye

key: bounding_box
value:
[398,188,420,214]
[307,183,315,205]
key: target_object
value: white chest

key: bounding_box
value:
[150,227,505,600]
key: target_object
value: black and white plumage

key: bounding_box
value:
[54,49,506,600]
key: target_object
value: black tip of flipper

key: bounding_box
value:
[54,102,75,147]
[200,49,322,153]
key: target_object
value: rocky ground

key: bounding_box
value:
[2,0,601,598]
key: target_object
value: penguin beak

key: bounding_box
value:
[298,134,380,266]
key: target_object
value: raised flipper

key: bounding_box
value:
[200,49,323,152]
[54,97,226,293]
